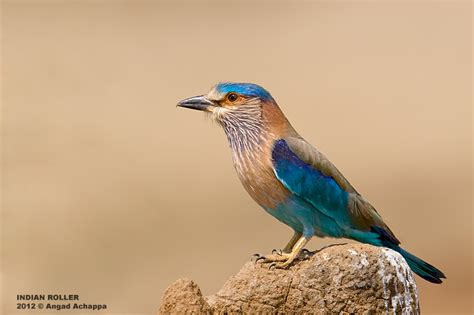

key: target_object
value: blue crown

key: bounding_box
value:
[215,82,274,101]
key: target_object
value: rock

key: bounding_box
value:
[158,243,420,314]
[158,278,211,314]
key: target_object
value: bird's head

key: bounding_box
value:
[177,82,285,128]
[178,82,293,152]
[178,82,273,114]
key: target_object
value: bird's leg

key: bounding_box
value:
[254,231,303,263]
[270,235,311,269]
[282,231,302,253]
[255,234,311,267]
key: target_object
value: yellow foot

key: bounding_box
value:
[253,252,297,269]
[253,235,312,269]
[253,250,310,269]
[253,251,291,264]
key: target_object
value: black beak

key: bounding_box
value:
[177,95,215,111]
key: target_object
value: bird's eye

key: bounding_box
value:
[227,93,238,102]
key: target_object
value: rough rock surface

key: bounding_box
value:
[159,243,420,314]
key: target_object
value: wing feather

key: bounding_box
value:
[285,137,358,194]
[272,137,399,244]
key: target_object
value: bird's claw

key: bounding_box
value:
[252,254,267,264]
[272,248,283,255]
[251,253,260,263]
[300,248,310,259]
[299,248,316,260]
[268,261,290,270]
[255,256,266,263]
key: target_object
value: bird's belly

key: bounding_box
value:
[265,195,346,238]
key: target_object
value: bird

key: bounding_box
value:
[177,82,445,284]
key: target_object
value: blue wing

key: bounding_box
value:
[271,137,398,244]
[271,138,352,227]
[270,138,447,283]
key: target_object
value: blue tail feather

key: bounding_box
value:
[395,246,445,284]
[350,226,446,284]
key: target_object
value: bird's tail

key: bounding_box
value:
[394,246,446,284]
[350,226,446,284]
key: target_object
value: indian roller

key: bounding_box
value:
[177,82,445,284]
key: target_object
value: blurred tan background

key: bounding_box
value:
[1,1,472,314]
